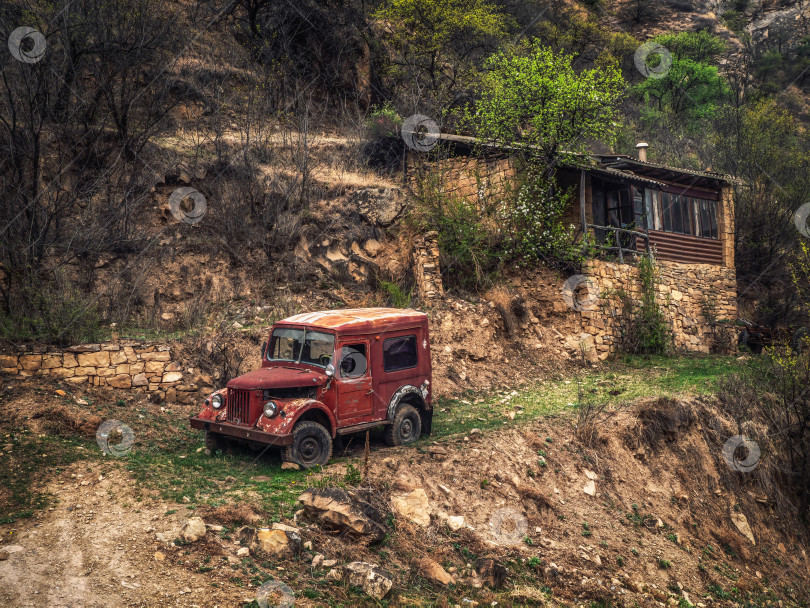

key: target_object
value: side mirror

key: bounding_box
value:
[261,341,268,359]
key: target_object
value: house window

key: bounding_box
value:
[383,335,418,372]
[648,189,719,239]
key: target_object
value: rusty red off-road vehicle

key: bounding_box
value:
[190,308,433,467]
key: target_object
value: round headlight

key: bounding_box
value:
[211,394,224,409]
[263,400,278,418]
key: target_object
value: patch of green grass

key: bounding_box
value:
[658,558,672,569]
[430,354,740,438]
[125,424,308,517]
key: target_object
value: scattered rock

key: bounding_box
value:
[303,541,312,551]
[271,522,300,534]
[447,515,466,531]
[236,547,250,557]
[281,462,300,471]
[312,554,324,568]
[390,488,431,526]
[0,551,9,561]
[298,487,386,543]
[363,239,382,256]
[583,469,597,480]
[322,559,337,568]
[419,557,454,585]
[153,551,165,561]
[474,558,507,589]
[341,562,394,600]
[179,517,206,543]
[325,569,342,581]
[583,480,596,496]
[255,528,301,557]
[731,512,755,545]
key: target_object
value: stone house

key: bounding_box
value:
[406,135,738,356]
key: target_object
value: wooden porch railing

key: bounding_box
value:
[584,224,651,264]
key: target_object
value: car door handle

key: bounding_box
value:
[366,389,374,395]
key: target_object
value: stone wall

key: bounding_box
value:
[413,231,445,302]
[578,258,738,359]
[0,341,209,404]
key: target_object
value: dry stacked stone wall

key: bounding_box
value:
[0,341,210,404]
[414,231,445,302]
[580,258,738,358]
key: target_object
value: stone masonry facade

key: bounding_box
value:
[0,341,208,404]
[578,258,738,359]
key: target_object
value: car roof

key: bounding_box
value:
[275,308,428,333]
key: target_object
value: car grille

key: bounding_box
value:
[226,388,251,424]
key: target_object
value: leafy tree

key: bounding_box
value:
[634,31,730,125]
[465,41,625,175]
[710,100,810,323]
[373,0,512,111]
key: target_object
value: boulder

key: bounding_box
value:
[731,513,755,544]
[342,562,394,600]
[418,557,453,586]
[390,488,431,526]
[238,526,301,557]
[179,517,207,543]
[447,515,466,531]
[474,558,507,589]
[298,487,386,543]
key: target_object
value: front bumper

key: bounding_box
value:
[190,416,294,446]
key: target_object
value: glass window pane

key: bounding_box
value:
[672,194,684,233]
[700,200,712,238]
[383,335,418,372]
[662,192,672,232]
[710,200,719,238]
[339,344,367,378]
[633,186,644,228]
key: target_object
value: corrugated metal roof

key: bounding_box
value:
[427,133,732,185]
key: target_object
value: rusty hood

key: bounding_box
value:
[227,366,327,390]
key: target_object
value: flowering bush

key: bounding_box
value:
[366,103,402,138]
[497,177,578,268]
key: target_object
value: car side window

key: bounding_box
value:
[383,335,418,372]
[339,344,367,379]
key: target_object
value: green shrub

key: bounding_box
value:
[0,273,103,346]
[610,255,672,355]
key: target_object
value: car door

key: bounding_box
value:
[336,340,374,422]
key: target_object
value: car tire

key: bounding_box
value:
[385,404,422,447]
[205,431,224,452]
[284,421,333,468]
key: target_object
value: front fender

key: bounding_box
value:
[256,399,337,437]
[197,388,228,422]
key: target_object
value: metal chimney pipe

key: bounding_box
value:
[635,142,649,162]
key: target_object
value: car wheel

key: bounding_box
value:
[284,421,333,468]
[205,431,224,452]
[385,404,422,447]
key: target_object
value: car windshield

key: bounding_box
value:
[267,328,335,367]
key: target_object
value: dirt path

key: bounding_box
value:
[0,462,258,608]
